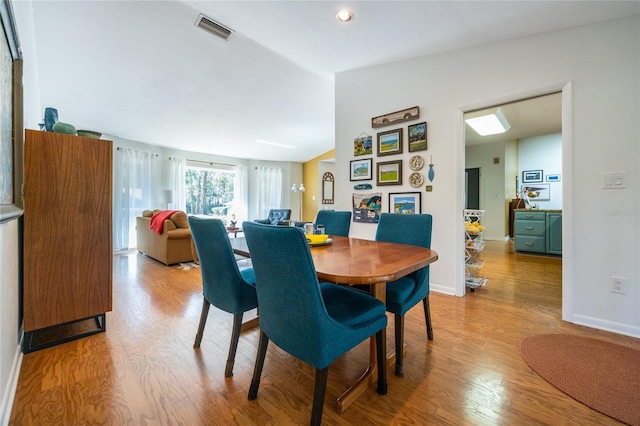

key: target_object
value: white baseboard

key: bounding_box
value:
[0,344,22,426]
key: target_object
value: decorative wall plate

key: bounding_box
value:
[409,155,424,171]
[409,172,424,188]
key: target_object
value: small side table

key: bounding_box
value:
[226,227,243,238]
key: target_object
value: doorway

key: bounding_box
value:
[465,167,480,210]
[463,92,564,304]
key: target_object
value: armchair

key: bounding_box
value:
[242,221,388,425]
[253,209,291,226]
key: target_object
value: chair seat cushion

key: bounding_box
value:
[386,275,429,316]
[320,283,386,327]
[240,268,256,285]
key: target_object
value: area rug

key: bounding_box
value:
[520,334,640,425]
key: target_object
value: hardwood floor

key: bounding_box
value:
[10,241,640,425]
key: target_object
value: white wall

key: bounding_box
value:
[335,17,639,336]
[519,134,562,210]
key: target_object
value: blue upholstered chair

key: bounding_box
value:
[314,210,352,237]
[376,213,433,377]
[242,221,388,425]
[188,216,258,378]
[253,209,291,225]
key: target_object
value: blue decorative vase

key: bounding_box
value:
[44,107,58,132]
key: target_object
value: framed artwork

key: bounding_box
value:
[377,128,403,157]
[389,192,421,214]
[377,160,402,186]
[522,170,543,183]
[350,158,372,181]
[546,174,561,182]
[352,192,382,223]
[353,134,372,157]
[371,106,419,128]
[522,184,550,201]
[408,122,427,152]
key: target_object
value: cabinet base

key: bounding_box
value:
[22,314,106,354]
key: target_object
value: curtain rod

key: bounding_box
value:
[116,147,157,156]
[179,158,236,167]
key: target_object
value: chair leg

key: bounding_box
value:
[375,328,388,395]
[193,297,211,348]
[225,313,244,377]
[423,296,434,341]
[248,331,269,401]
[394,313,405,377]
[310,367,329,426]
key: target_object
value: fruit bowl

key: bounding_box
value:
[306,234,329,245]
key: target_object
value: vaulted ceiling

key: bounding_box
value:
[26,1,639,162]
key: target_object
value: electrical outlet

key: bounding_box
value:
[610,276,626,294]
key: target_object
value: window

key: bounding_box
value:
[185,164,235,219]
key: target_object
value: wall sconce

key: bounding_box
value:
[291,183,305,221]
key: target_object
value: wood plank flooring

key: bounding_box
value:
[10,241,640,425]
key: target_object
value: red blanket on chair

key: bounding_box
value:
[150,210,177,235]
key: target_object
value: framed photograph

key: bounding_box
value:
[377,160,402,186]
[389,192,421,214]
[353,135,372,157]
[522,184,550,201]
[377,128,403,157]
[546,174,561,182]
[372,106,419,128]
[408,122,427,152]
[522,170,543,183]
[350,158,372,181]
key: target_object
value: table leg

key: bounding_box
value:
[336,282,387,413]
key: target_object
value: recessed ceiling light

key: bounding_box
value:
[336,9,354,22]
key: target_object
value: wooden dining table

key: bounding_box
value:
[229,235,439,413]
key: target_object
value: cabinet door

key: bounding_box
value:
[546,213,562,255]
[24,130,113,331]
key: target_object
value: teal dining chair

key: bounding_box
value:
[242,221,388,426]
[376,212,433,377]
[188,216,258,378]
[314,210,352,237]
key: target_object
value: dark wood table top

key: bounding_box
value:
[230,234,438,289]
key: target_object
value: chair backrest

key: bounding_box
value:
[375,213,433,283]
[242,221,334,365]
[188,216,256,314]
[315,210,351,237]
[268,209,291,224]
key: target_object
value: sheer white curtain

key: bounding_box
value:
[256,166,282,218]
[233,165,249,223]
[169,157,186,211]
[113,148,153,251]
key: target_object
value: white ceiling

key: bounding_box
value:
[27,1,639,162]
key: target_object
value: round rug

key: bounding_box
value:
[520,334,640,425]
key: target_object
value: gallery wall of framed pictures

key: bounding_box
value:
[350,105,429,222]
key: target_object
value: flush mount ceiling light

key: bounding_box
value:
[256,139,295,149]
[465,107,511,136]
[336,9,354,22]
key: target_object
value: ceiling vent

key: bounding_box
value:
[195,14,233,40]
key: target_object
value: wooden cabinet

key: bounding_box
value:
[514,210,562,255]
[546,212,563,255]
[23,130,112,352]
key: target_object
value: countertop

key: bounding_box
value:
[514,209,562,213]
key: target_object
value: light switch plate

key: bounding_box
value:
[602,172,626,189]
